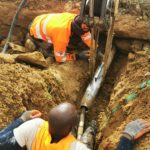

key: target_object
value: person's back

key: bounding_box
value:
[30,13,76,45]
[31,119,90,150]
[2,103,91,150]
[14,118,90,150]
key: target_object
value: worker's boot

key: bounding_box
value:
[81,120,97,150]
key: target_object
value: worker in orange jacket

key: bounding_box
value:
[28,12,91,63]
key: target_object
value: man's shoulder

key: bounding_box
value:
[14,118,44,133]
[13,118,45,148]
[26,118,45,127]
[22,118,44,126]
[31,118,45,124]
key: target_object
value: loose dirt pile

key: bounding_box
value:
[98,50,150,150]
[0,60,89,129]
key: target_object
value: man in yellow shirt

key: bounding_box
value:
[0,103,96,150]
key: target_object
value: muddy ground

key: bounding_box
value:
[0,0,150,150]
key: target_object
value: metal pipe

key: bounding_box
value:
[81,63,104,109]
[2,0,27,53]
[77,107,86,140]
[106,0,112,11]
[77,63,104,139]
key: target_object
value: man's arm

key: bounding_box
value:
[54,44,89,62]
[116,119,150,150]
[54,50,76,62]
[53,40,77,62]
[13,118,44,150]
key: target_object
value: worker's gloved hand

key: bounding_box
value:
[20,110,42,122]
[76,50,90,60]
[122,119,150,141]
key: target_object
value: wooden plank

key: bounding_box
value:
[102,0,119,78]
[102,17,115,78]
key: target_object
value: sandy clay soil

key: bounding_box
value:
[0,0,150,150]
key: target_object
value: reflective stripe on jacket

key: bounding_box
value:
[32,121,76,150]
[81,32,91,48]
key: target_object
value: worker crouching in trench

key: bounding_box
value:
[0,103,96,150]
[25,12,92,63]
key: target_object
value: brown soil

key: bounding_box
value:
[0,60,89,129]
[0,0,69,37]
[0,0,64,11]
[98,50,150,150]
[0,0,150,150]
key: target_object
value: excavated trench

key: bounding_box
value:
[0,29,129,149]
[97,49,150,150]
[87,51,129,149]
[0,0,150,149]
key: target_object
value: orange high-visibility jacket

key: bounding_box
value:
[30,12,91,62]
[32,121,76,150]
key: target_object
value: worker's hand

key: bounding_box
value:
[122,119,150,141]
[76,50,90,60]
[20,110,42,122]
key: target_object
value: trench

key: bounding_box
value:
[0,16,130,149]
[0,21,128,149]
[86,50,128,149]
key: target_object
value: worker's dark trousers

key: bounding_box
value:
[0,118,23,150]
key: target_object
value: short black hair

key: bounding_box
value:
[71,15,88,36]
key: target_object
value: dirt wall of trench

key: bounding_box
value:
[0,0,80,37]
[98,49,150,150]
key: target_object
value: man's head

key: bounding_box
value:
[71,15,90,36]
[48,102,78,142]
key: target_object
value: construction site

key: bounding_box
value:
[0,0,150,149]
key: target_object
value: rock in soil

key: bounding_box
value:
[15,51,48,68]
